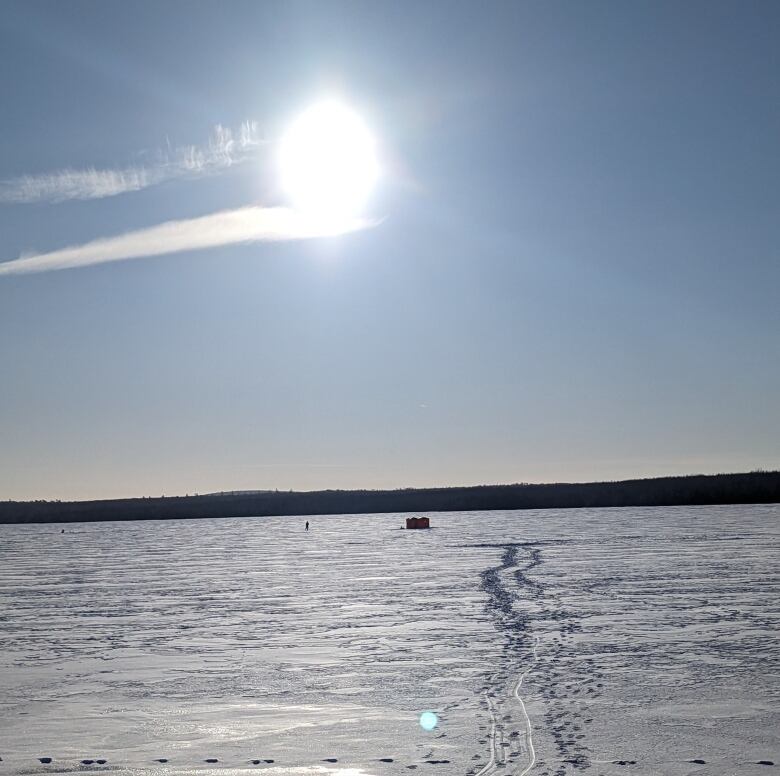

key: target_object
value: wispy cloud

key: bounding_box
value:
[0,121,263,204]
[0,206,374,276]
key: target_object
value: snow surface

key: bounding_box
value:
[0,505,778,776]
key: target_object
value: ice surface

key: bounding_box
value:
[0,505,778,775]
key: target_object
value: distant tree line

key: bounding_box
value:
[0,471,778,525]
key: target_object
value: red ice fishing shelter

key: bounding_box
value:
[406,516,430,529]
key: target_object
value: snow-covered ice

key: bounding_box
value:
[0,504,778,775]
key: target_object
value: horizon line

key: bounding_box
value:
[3,468,777,505]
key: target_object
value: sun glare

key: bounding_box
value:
[278,100,379,227]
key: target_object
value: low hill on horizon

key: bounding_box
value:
[1,470,778,524]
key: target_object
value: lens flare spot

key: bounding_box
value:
[419,711,438,731]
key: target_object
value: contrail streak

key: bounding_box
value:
[0,206,374,276]
[0,121,263,204]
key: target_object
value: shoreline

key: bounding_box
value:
[1,471,778,524]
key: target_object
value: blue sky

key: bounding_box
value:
[1,0,778,500]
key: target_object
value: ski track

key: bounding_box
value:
[474,691,498,776]
[475,636,540,776]
[514,636,540,776]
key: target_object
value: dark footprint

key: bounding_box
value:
[406,767,418,771]
[156,759,168,764]
[264,761,274,764]
[323,759,338,763]
[96,760,107,765]
[251,761,261,765]
[757,762,774,767]
[689,760,706,765]
[613,761,637,766]
[379,759,394,763]
[425,761,450,765]
[39,758,53,764]
[81,760,95,765]
[205,759,218,764]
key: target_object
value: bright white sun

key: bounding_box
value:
[278,101,379,226]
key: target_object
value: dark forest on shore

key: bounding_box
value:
[1,471,778,524]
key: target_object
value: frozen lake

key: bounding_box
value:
[1,505,778,776]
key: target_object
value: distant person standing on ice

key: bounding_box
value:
[305,521,309,531]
